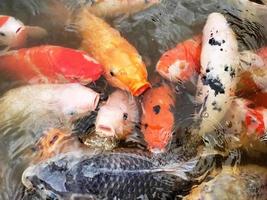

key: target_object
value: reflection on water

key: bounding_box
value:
[0,0,267,199]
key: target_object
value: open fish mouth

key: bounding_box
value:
[96,125,116,137]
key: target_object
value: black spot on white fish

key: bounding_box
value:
[224,66,229,72]
[206,69,210,73]
[202,76,225,96]
[123,113,128,120]
[0,32,5,36]
[209,38,221,46]
[153,105,161,114]
[220,48,223,51]
[222,40,225,43]
[211,101,222,112]
[229,67,236,79]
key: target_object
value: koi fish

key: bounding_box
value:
[86,0,160,18]
[195,13,239,136]
[0,45,103,84]
[22,151,198,200]
[35,128,85,162]
[0,15,47,51]
[95,90,139,140]
[184,165,267,200]
[0,83,100,123]
[141,82,175,153]
[156,35,202,83]
[224,98,267,137]
[76,9,150,96]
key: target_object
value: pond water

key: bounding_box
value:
[0,0,267,199]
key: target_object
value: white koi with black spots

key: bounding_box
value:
[196,13,239,136]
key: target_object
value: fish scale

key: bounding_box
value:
[22,152,197,199]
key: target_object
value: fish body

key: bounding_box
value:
[156,35,202,83]
[77,10,150,96]
[0,45,103,84]
[35,129,85,162]
[86,0,159,18]
[184,165,267,200]
[0,83,99,123]
[224,98,267,137]
[95,90,139,140]
[22,152,195,200]
[195,13,239,135]
[0,15,47,50]
[141,82,175,153]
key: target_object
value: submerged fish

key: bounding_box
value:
[35,128,85,162]
[95,90,139,140]
[0,83,99,123]
[184,165,267,200]
[22,151,199,200]
[0,45,103,84]
[86,0,160,18]
[156,35,202,83]
[141,82,175,153]
[76,9,150,96]
[195,13,239,136]
[0,15,47,51]
[224,98,267,137]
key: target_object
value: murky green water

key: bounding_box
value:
[0,0,267,199]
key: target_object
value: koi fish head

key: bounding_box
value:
[50,47,104,84]
[56,83,100,119]
[0,15,27,48]
[141,84,175,153]
[95,90,139,139]
[104,49,151,96]
[36,129,72,161]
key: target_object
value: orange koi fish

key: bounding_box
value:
[141,82,175,153]
[0,15,47,51]
[77,9,150,96]
[0,45,103,84]
[156,35,202,83]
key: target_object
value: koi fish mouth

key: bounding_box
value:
[96,125,116,137]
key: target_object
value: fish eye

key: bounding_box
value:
[123,113,128,120]
[67,110,77,116]
[153,105,161,114]
[0,32,6,36]
[110,71,115,76]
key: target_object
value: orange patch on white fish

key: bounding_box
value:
[0,15,47,50]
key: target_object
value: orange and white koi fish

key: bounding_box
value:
[156,35,202,83]
[141,82,175,153]
[77,9,150,96]
[224,98,267,137]
[0,15,47,51]
[195,13,239,136]
[0,45,103,84]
